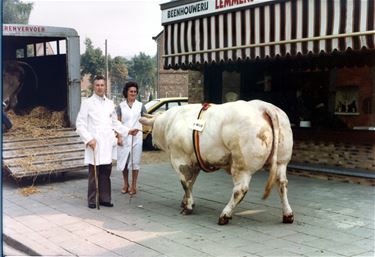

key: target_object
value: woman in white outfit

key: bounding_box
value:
[116,81,146,195]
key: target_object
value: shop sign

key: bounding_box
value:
[162,0,274,24]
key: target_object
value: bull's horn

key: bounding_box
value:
[143,113,155,118]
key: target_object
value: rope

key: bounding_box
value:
[129,135,135,203]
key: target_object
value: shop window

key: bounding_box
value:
[222,71,240,103]
[334,86,359,115]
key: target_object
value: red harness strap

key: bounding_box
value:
[192,103,219,173]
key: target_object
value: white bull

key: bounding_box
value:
[140,100,294,225]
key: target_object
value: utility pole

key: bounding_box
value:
[105,39,110,97]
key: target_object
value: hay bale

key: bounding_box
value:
[29,106,51,119]
[4,106,68,137]
[50,111,67,127]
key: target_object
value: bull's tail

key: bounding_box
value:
[262,106,280,200]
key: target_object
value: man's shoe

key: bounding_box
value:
[99,202,114,207]
[88,203,96,209]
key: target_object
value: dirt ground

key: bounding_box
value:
[141,150,169,165]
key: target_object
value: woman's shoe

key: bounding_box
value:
[121,186,129,194]
[129,187,137,195]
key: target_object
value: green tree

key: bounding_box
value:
[3,0,33,24]
[127,52,156,100]
[109,56,129,102]
[80,38,106,80]
[110,56,128,87]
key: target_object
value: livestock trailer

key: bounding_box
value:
[3,24,81,126]
[2,24,85,178]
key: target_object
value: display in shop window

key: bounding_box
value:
[334,86,359,115]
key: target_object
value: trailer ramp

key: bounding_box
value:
[3,129,86,178]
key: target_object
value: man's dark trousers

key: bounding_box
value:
[88,164,112,205]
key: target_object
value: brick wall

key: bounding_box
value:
[159,70,188,97]
[156,31,189,98]
[292,140,375,172]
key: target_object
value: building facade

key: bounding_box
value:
[160,0,375,175]
[153,30,189,98]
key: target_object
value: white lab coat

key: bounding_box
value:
[117,100,143,171]
[76,94,129,165]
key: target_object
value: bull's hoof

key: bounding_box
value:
[180,208,193,215]
[218,216,232,225]
[283,213,294,224]
[180,201,195,208]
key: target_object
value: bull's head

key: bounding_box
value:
[139,113,156,127]
[139,113,168,151]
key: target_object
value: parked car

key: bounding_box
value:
[143,97,188,150]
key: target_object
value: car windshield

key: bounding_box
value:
[145,100,160,111]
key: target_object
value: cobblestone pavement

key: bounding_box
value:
[3,162,375,256]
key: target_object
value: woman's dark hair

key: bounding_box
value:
[123,81,138,98]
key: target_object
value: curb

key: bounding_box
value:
[3,234,41,256]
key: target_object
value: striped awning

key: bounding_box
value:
[163,0,375,69]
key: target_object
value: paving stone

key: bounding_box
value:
[13,214,58,232]
[256,247,305,257]
[350,251,375,257]
[302,248,347,256]
[3,163,374,257]
[141,236,207,257]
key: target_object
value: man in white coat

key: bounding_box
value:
[76,75,138,209]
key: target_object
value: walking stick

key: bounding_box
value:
[93,150,100,210]
[129,135,134,204]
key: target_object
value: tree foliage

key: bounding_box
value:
[3,0,33,24]
[127,52,156,91]
[80,38,106,79]
[80,38,156,101]
[110,56,128,87]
